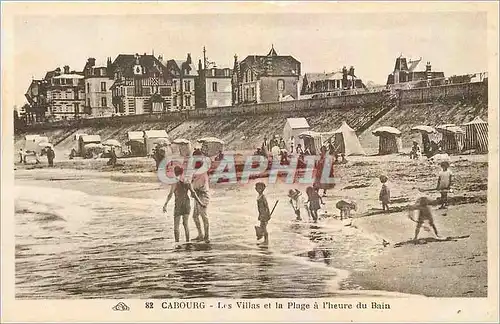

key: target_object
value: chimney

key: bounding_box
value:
[88,58,96,67]
[349,66,355,77]
[55,67,61,76]
[63,65,70,74]
[186,53,192,64]
[158,55,163,61]
[426,62,432,80]
[198,59,203,73]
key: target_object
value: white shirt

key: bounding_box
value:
[438,170,452,189]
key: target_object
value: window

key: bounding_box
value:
[101,97,107,107]
[224,69,230,77]
[127,87,134,96]
[212,82,218,92]
[245,72,248,83]
[173,80,178,91]
[251,87,255,98]
[101,82,106,92]
[54,79,60,85]
[160,87,171,96]
[87,98,90,107]
[184,80,191,92]
[173,96,177,106]
[152,85,158,94]
[250,71,254,82]
[211,69,216,77]
[185,96,191,106]
[245,88,249,101]
[60,78,66,85]
[277,79,285,91]
[66,79,73,85]
[143,87,151,96]
[87,83,90,93]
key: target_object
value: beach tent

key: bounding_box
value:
[172,138,192,157]
[197,137,225,157]
[127,131,146,156]
[330,121,366,156]
[78,135,102,157]
[436,124,465,154]
[298,131,323,155]
[463,117,488,153]
[372,126,402,155]
[283,118,310,151]
[24,134,41,152]
[144,130,169,155]
[410,125,437,155]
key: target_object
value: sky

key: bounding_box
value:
[13,11,487,107]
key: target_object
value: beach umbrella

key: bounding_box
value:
[172,138,191,145]
[372,126,402,136]
[197,137,225,144]
[411,125,436,134]
[85,143,103,149]
[153,138,170,146]
[102,139,121,147]
[38,142,53,148]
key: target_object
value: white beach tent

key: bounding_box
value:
[144,130,169,155]
[283,118,310,151]
[331,121,366,156]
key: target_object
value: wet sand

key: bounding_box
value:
[14,153,488,297]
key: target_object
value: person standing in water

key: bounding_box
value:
[191,158,211,243]
[255,182,271,246]
[163,166,205,246]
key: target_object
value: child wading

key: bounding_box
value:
[288,189,309,221]
[306,186,324,223]
[255,182,271,246]
[163,166,205,246]
[437,161,452,209]
[408,196,441,241]
[191,161,211,243]
[379,175,390,212]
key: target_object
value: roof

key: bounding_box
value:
[304,72,357,83]
[110,54,165,78]
[53,74,84,79]
[372,126,402,136]
[464,116,487,125]
[127,131,144,140]
[144,130,168,138]
[80,135,102,143]
[165,59,199,77]
[238,47,300,78]
[285,118,310,129]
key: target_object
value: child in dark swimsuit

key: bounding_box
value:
[163,166,205,245]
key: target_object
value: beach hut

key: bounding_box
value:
[463,117,488,153]
[127,131,146,157]
[197,137,225,157]
[436,124,465,154]
[283,118,310,151]
[372,126,402,155]
[23,134,43,153]
[298,131,323,155]
[172,138,192,157]
[410,125,437,155]
[78,135,102,157]
[330,121,365,156]
[144,130,169,155]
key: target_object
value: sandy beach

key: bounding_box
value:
[14,152,488,298]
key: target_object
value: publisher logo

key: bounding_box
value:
[112,302,130,311]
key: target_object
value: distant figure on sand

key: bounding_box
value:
[46,147,55,167]
[336,199,357,220]
[296,144,304,155]
[409,141,421,159]
[19,148,25,164]
[163,166,206,246]
[408,196,441,241]
[379,175,390,212]
[306,186,324,223]
[255,182,271,246]
[437,161,452,209]
[288,189,309,221]
[290,136,295,153]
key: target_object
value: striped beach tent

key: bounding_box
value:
[463,117,488,153]
[372,126,402,155]
[436,124,465,154]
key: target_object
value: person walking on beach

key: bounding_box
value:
[288,189,309,221]
[306,186,324,223]
[255,182,271,246]
[191,160,211,243]
[163,166,206,246]
[46,147,55,167]
[408,196,441,241]
[290,136,295,153]
[436,161,452,209]
[379,175,390,212]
